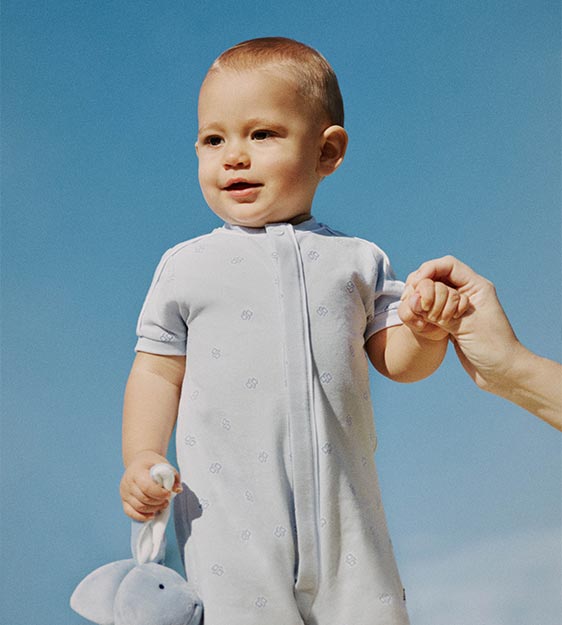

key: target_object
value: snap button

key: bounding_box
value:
[274,229,285,236]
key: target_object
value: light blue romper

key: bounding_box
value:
[135,217,411,625]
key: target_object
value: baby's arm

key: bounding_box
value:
[366,279,469,382]
[120,352,185,521]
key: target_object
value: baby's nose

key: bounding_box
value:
[223,141,250,169]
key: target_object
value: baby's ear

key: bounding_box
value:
[318,125,348,177]
[70,559,135,624]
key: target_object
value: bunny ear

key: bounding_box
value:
[132,464,177,565]
[132,507,170,565]
[70,559,135,625]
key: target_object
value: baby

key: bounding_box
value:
[120,37,468,625]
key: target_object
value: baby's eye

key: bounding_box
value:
[251,130,274,141]
[204,135,223,146]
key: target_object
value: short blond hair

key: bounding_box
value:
[205,37,345,127]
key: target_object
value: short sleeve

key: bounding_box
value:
[364,247,405,341]
[135,251,187,356]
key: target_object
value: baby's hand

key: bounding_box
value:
[398,278,470,341]
[120,451,182,522]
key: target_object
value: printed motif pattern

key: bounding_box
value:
[137,221,408,623]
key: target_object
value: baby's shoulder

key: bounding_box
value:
[314,223,389,260]
[161,228,225,261]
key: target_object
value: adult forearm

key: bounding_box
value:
[405,256,562,429]
[486,344,562,430]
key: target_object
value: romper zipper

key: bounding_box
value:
[266,223,320,616]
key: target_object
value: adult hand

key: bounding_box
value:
[402,256,561,429]
[402,256,518,391]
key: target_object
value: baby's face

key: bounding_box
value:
[196,67,327,227]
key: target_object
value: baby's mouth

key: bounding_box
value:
[223,180,262,192]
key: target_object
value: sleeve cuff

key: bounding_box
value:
[364,304,403,342]
[135,337,186,356]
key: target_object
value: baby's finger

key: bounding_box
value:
[398,298,428,332]
[122,501,151,522]
[136,472,174,500]
[135,496,169,515]
[438,288,463,324]
[415,279,438,313]
[172,471,183,494]
[123,488,170,514]
[130,480,171,507]
[399,283,414,302]
[424,282,450,322]
[120,473,165,504]
[122,499,162,522]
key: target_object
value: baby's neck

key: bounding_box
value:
[287,213,312,225]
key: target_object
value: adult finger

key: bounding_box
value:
[407,256,477,290]
[453,292,471,319]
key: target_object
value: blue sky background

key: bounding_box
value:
[1,1,560,623]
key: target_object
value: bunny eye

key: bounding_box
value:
[159,584,165,590]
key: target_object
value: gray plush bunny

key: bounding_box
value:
[71,464,203,625]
